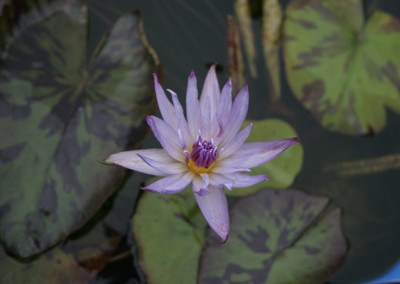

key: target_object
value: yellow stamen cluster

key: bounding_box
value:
[188,158,216,174]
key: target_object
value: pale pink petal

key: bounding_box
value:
[153,74,178,127]
[217,85,249,146]
[232,173,268,188]
[219,123,252,158]
[233,138,301,168]
[186,71,201,140]
[137,154,186,175]
[104,149,173,176]
[147,116,184,161]
[142,171,194,194]
[194,186,230,243]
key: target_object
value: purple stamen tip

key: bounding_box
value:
[190,136,219,168]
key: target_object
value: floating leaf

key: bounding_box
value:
[234,0,258,78]
[0,171,141,284]
[227,119,303,196]
[262,0,283,102]
[227,15,246,96]
[199,189,347,284]
[0,0,159,258]
[283,0,400,135]
[0,246,92,284]
[132,187,207,284]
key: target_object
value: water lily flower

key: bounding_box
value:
[105,66,300,242]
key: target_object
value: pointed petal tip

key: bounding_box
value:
[166,88,178,97]
[189,70,196,78]
[219,233,229,243]
[153,73,159,82]
[194,188,211,196]
[146,115,153,126]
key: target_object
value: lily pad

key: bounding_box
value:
[198,189,347,284]
[227,119,303,196]
[132,187,207,284]
[0,0,159,257]
[0,170,141,283]
[283,0,400,135]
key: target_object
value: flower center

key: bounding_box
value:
[188,136,219,173]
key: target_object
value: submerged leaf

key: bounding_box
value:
[199,189,347,284]
[262,0,283,102]
[227,15,246,96]
[234,0,258,78]
[0,0,159,257]
[323,152,400,176]
[283,0,400,135]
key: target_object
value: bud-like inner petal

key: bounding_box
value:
[190,136,219,168]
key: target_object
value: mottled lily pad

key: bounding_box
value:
[199,189,347,284]
[0,0,158,257]
[283,0,400,135]
[132,187,207,284]
[227,119,303,196]
[0,170,140,283]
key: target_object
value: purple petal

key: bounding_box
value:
[211,166,250,174]
[200,65,220,122]
[168,89,193,148]
[142,171,194,194]
[153,74,178,127]
[186,71,201,140]
[208,173,234,190]
[219,123,252,158]
[194,186,230,243]
[217,85,249,146]
[232,137,301,168]
[137,154,186,175]
[105,149,174,176]
[192,175,211,196]
[216,79,233,133]
[147,116,184,161]
[201,95,212,139]
[232,173,268,187]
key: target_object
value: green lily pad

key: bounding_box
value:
[0,170,141,283]
[132,187,207,284]
[0,0,158,258]
[283,0,400,135]
[228,119,303,196]
[198,188,347,284]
